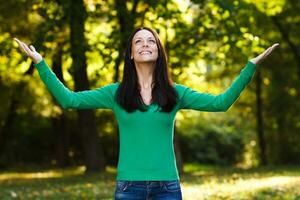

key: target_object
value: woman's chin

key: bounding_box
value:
[135,58,157,63]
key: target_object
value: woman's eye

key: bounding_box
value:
[135,39,155,44]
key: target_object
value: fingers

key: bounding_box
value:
[29,45,36,52]
[22,42,33,55]
[261,43,280,59]
[268,43,279,52]
[265,43,279,57]
[268,43,279,53]
[251,43,280,65]
[270,43,280,52]
[14,38,28,54]
[273,43,280,48]
[263,47,273,57]
[21,43,30,55]
[13,37,23,45]
[14,38,26,53]
[13,37,32,56]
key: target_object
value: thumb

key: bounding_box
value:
[29,45,36,52]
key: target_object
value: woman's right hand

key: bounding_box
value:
[14,38,43,64]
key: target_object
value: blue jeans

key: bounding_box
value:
[114,180,182,200]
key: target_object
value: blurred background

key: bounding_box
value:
[0,0,299,199]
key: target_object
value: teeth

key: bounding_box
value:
[140,51,152,55]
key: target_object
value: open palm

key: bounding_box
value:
[14,38,43,64]
[250,43,279,65]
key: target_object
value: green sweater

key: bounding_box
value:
[34,60,256,181]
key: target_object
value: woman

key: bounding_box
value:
[14,27,279,200]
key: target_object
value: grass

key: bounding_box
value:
[0,163,300,199]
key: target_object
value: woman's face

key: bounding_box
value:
[131,29,159,63]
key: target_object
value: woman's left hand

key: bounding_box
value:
[250,43,280,65]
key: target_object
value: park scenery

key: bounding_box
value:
[0,0,300,199]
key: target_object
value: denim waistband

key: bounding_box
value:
[117,180,179,187]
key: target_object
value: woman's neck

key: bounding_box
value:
[135,62,155,90]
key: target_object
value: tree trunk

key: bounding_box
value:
[0,63,34,167]
[255,70,267,165]
[0,87,19,166]
[113,0,138,82]
[69,0,106,172]
[271,16,300,78]
[51,43,70,167]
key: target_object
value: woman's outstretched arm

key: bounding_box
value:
[178,43,279,112]
[14,38,116,110]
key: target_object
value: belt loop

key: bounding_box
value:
[123,181,130,191]
[159,181,164,188]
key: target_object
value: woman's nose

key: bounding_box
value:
[142,41,149,47]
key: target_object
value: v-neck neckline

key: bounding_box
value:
[143,102,159,112]
[143,102,154,108]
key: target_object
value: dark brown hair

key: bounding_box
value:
[116,27,178,113]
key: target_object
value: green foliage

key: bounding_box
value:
[178,113,246,165]
[180,130,244,165]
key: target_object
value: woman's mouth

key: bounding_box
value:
[139,50,152,55]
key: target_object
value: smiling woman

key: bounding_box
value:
[132,34,158,59]
[14,26,278,200]
[117,27,178,113]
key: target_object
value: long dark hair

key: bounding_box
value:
[116,27,178,113]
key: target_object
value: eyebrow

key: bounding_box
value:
[134,37,155,40]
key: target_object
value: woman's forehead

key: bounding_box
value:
[133,30,155,39]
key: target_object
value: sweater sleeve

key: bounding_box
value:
[34,59,117,110]
[177,61,257,112]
